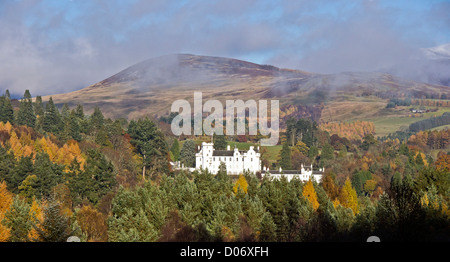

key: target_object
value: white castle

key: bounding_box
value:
[194,141,323,182]
[195,142,261,175]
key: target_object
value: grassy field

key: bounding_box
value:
[368,107,450,137]
[320,94,450,137]
[430,124,450,131]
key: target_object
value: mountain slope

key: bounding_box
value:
[44,54,450,123]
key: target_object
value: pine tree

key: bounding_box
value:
[259,212,277,242]
[279,142,292,170]
[213,134,227,150]
[128,118,169,178]
[90,106,104,131]
[34,96,44,117]
[179,140,196,168]
[34,199,73,242]
[11,156,34,194]
[0,94,14,124]
[4,196,34,242]
[68,111,82,142]
[0,145,16,190]
[17,90,36,128]
[42,97,63,134]
[33,151,64,199]
[170,139,180,161]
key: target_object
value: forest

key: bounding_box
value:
[0,90,449,242]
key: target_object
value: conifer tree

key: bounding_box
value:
[259,212,277,242]
[34,96,44,117]
[279,142,292,170]
[0,93,14,124]
[179,140,196,168]
[128,118,169,178]
[42,97,63,134]
[34,198,73,242]
[170,139,180,161]
[68,111,82,142]
[4,196,34,242]
[213,134,227,150]
[17,90,36,128]
[90,106,104,131]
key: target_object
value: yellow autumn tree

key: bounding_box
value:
[28,198,44,242]
[9,131,24,159]
[0,181,13,242]
[338,178,359,215]
[233,175,248,194]
[302,180,320,211]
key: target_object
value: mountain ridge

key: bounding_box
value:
[43,53,450,122]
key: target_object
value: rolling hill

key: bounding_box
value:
[43,54,450,135]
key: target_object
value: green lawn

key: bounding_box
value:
[368,107,450,137]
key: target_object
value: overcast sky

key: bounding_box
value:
[1,0,449,97]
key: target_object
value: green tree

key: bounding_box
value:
[82,149,117,204]
[180,140,196,168]
[321,143,334,161]
[279,142,292,170]
[90,106,104,132]
[170,139,180,161]
[17,90,36,128]
[0,92,14,124]
[213,134,227,150]
[34,96,44,117]
[11,156,34,194]
[42,97,63,134]
[0,145,16,190]
[33,152,64,199]
[34,199,73,242]
[259,212,277,242]
[128,118,169,179]
[4,196,35,242]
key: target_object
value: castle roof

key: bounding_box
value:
[212,150,234,156]
[262,170,323,175]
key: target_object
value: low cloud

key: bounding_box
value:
[0,0,448,97]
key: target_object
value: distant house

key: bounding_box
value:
[261,165,323,183]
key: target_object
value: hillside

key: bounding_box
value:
[43,54,450,132]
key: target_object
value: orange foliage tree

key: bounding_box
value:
[302,180,319,211]
[338,178,359,215]
[0,181,13,242]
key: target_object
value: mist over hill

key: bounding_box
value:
[43,54,450,122]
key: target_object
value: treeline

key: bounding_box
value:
[386,98,412,108]
[411,98,450,107]
[409,112,450,132]
[408,129,450,151]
